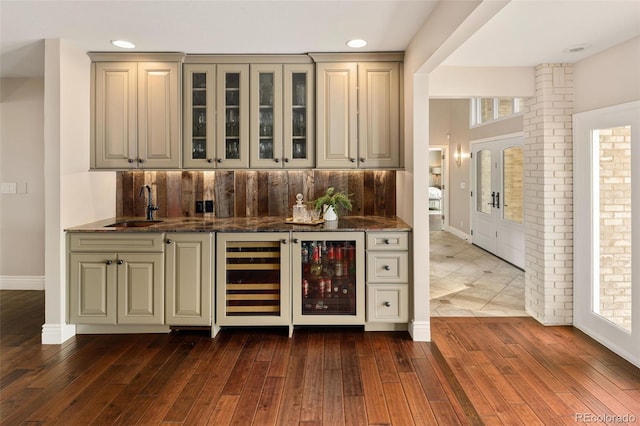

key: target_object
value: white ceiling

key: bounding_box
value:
[1,0,639,78]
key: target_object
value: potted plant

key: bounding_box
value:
[314,187,352,221]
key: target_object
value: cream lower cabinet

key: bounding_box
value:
[216,232,291,326]
[365,231,410,327]
[164,233,213,326]
[68,233,164,325]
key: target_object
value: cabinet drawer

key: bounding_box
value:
[69,233,165,253]
[367,284,408,323]
[366,252,408,283]
[366,232,408,251]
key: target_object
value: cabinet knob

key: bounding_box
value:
[105,260,113,265]
[281,239,288,244]
[383,301,391,307]
[359,158,366,163]
[166,239,173,244]
[127,158,135,164]
[383,265,391,271]
[274,158,280,163]
[207,158,213,163]
[138,158,145,164]
[383,239,390,245]
[217,158,222,163]
[117,259,124,265]
[349,158,356,163]
[284,158,289,163]
[293,238,300,244]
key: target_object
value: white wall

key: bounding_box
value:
[574,36,640,114]
[42,39,115,344]
[430,66,535,98]
[0,78,45,289]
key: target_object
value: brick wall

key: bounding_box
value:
[598,126,632,330]
[523,64,574,325]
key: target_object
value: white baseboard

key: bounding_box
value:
[41,323,76,344]
[0,275,45,290]
[408,319,430,341]
[446,226,471,242]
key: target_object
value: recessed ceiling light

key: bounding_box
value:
[111,40,136,49]
[564,43,591,54]
[346,39,367,48]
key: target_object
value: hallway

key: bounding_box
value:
[430,231,527,317]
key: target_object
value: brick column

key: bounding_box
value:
[523,64,574,325]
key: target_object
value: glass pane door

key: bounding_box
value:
[595,126,632,331]
[183,64,215,168]
[477,149,493,215]
[216,64,249,168]
[503,146,523,224]
[258,72,275,160]
[284,64,314,168]
[292,232,364,325]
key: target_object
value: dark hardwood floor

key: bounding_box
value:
[1,290,639,425]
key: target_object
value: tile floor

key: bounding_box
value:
[430,231,528,317]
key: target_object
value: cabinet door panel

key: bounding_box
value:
[283,64,315,168]
[69,253,117,324]
[250,64,283,168]
[138,62,181,168]
[316,63,358,168]
[183,64,216,168]
[93,62,137,169]
[216,64,250,168]
[358,62,400,168]
[117,253,164,324]
[165,234,212,325]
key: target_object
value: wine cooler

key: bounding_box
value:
[292,232,365,325]
[216,233,291,326]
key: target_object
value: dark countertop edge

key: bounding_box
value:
[65,216,412,233]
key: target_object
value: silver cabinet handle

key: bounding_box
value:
[117,259,124,265]
[106,260,113,265]
[383,301,391,307]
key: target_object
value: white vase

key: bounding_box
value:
[323,205,338,221]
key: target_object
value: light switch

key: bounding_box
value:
[0,182,17,194]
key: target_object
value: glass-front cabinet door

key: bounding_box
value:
[183,64,216,168]
[292,232,365,325]
[284,64,314,168]
[216,64,250,168]
[250,65,283,168]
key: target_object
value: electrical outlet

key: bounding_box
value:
[196,201,204,213]
[205,200,214,213]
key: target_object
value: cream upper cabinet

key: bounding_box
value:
[91,54,182,170]
[250,63,315,168]
[315,56,402,169]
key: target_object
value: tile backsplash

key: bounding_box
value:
[117,170,396,218]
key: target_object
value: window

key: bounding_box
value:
[471,97,524,126]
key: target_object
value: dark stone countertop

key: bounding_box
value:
[65,215,412,233]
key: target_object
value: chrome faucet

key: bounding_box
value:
[139,185,159,220]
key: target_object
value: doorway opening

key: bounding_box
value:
[428,147,447,231]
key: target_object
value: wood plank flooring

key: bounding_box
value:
[1,290,639,425]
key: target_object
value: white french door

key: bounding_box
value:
[471,136,524,269]
[574,101,640,367]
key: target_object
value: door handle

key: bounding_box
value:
[488,192,496,208]
[496,192,500,209]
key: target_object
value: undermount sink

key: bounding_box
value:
[105,220,163,228]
